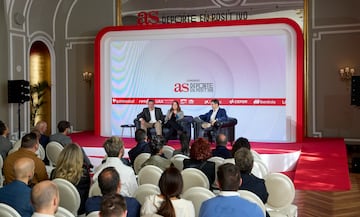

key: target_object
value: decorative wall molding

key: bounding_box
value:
[52,0,62,43]
[28,30,54,45]
[65,0,78,40]
[9,0,28,32]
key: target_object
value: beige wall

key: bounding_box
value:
[308,0,360,143]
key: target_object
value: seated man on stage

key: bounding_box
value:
[195,99,228,141]
[136,99,164,136]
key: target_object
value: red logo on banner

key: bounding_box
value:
[137,11,160,25]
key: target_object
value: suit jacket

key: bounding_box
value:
[212,146,232,159]
[239,173,269,204]
[199,108,228,123]
[137,107,164,123]
[128,141,151,164]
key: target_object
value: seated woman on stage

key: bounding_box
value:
[164,100,184,140]
[183,138,215,187]
[141,165,195,217]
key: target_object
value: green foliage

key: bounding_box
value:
[30,81,50,127]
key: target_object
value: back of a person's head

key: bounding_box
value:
[234,147,254,174]
[217,163,241,191]
[103,136,123,157]
[21,132,38,149]
[57,120,70,133]
[31,180,59,213]
[216,134,228,147]
[98,167,120,195]
[100,194,127,217]
[55,143,83,185]
[149,135,165,155]
[190,137,212,161]
[135,128,147,143]
[0,120,6,135]
[31,129,41,141]
[232,137,251,156]
[157,165,182,217]
[14,157,35,180]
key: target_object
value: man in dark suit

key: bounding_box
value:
[128,129,151,164]
[212,134,232,159]
[136,99,164,136]
[196,99,228,141]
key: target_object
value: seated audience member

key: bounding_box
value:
[93,136,138,197]
[50,143,91,215]
[183,138,215,186]
[212,133,232,159]
[34,120,49,151]
[49,120,72,145]
[49,120,92,167]
[199,163,263,217]
[100,194,127,217]
[194,99,228,141]
[164,100,184,140]
[31,180,60,217]
[231,137,251,156]
[85,167,140,217]
[0,158,35,217]
[234,148,269,210]
[0,120,12,160]
[3,132,48,185]
[141,135,171,171]
[173,132,190,156]
[136,99,164,136]
[128,129,151,164]
[141,166,195,217]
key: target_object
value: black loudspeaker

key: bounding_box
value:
[351,76,360,106]
[352,157,360,173]
[8,80,30,103]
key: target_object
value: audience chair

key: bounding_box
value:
[162,145,175,159]
[181,168,210,192]
[86,211,100,217]
[223,158,235,164]
[182,187,215,217]
[142,214,163,217]
[37,144,46,160]
[252,159,269,179]
[251,149,263,161]
[207,156,225,188]
[53,178,81,216]
[265,173,297,217]
[55,206,76,217]
[170,154,190,171]
[0,203,21,217]
[137,165,163,186]
[133,183,160,205]
[89,181,102,197]
[8,140,21,155]
[133,153,151,175]
[46,141,64,166]
[238,190,266,217]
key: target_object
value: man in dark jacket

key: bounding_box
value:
[136,99,164,136]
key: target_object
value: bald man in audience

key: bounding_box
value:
[31,180,60,217]
[100,194,127,217]
[3,132,48,185]
[0,157,35,217]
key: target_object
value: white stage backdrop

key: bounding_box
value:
[96,19,303,142]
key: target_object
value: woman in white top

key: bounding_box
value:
[141,165,195,217]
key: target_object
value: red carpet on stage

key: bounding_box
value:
[70,131,350,191]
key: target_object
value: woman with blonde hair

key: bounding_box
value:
[51,143,90,215]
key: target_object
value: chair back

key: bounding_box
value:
[182,187,215,217]
[46,141,64,166]
[37,144,46,160]
[238,190,266,217]
[208,156,225,187]
[55,206,76,217]
[137,165,163,186]
[133,183,160,205]
[223,158,235,164]
[251,149,263,161]
[265,173,295,210]
[170,154,189,171]
[181,168,210,192]
[0,203,21,217]
[134,153,151,174]
[89,181,102,197]
[86,211,100,217]
[252,159,269,179]
[53,178,81,216]
[162,145,175,159]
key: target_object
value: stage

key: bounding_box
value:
[70,131,350,191]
